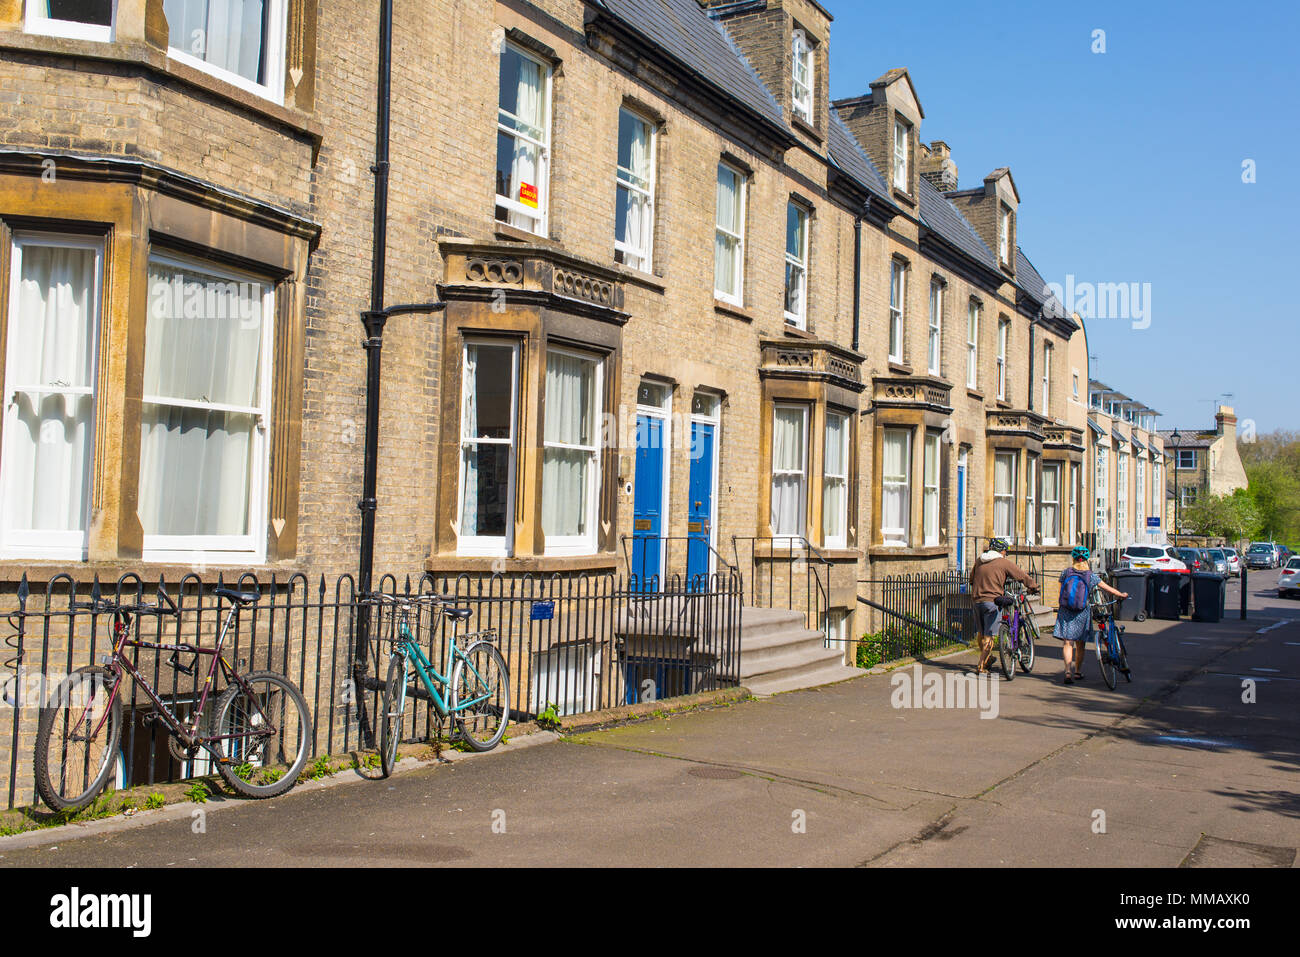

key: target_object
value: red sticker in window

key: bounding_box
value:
[519,183,538,208]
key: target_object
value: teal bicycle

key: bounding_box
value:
[368,593,510,777]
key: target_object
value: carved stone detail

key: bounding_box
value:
[465,258,524,285]
[554,268,613,306]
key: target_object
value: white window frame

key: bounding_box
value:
[542,347,603,556]
[998,204,1011,264]
[922,431,940,546]
[1095,443,1109,533]
[1177,449,1197,470]
[823,410,850,549]
[880,427,911,546]
[791,28,814,123]
[966,300,979,389]
[927,278,943,375]
[1041,341,1052,416]
[1025,455,1037,545]
[1,232,104,559]
[25,1,114,41]
[1136,457,1146,530]
[1041,462,1061,546]
[893,119,909,191]
[784,201,809,328]
[165,0,289,104]
[530,646,595,717]
[140,251,274,564]
[993,451,1016,540]
[1069,462,1079,545]
[888,260,905,363]
[771,403,808,539]
[714,161,747,306]
[456,339,520,558]
[614,107,656,272]
[996,318,1008,400]
[495,40,553,236]
[1116,451,1129,532]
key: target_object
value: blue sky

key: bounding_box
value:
[828,0,1299,436]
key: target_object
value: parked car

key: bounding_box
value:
[1223,547,1241,577]
[1279,557,1300,598]
[1204,548,1230,576]
[1175,547,1208,572]
[1120,544,1189,573]
[1246,542,1279,569]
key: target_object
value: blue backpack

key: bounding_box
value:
[1060,570,1090,612]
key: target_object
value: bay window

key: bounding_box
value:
[1041,463,1060,546]
[714,162,746,304]
[791,29,814,123]
[922,432,940,546]
[889,260,905,363]
[784,202,809,327]
[1069,463,1079,545]
[771,405,807,538]
[966,300,979,389]
[614,108,655,271]
[26,0,113,41]
[1025,455,1037,545]
[993,452,1016,539]
[1136,458,1146,529]
[823,411,849,548]
[496,41,551,235]
[1095,444,1109,533]
[927,279,943,375]
[139,254,272,561]
[881,428,911,546]
[1116,451,1129,532]
[163,0,288,101]
[1,235,102,557]
[1041,341,1052,416]
[542,349,601,553]
[457,341,519,556]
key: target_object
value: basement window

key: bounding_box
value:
[25,0,113,41]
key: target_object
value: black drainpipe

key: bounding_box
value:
[851,212,863,352]
[1027,319,1036,412]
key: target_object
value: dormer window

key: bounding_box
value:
[26,0,113,41]
[893,120,910,191]
[998,204,1011,264]
[791,29,814,124]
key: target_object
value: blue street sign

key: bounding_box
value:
[1146,517,1161,528]
[530,601,555,621]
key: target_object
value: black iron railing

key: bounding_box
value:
[1,569,742,809]
[855,571,972,668]
[731,536,832,634]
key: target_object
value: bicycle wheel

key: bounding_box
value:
[210,671,311,798]
[1097,623,1118,690]
[996,625,1016,681]
[1116,629,1133,682]
[379,651,407,778]
[449,641,510,751]
[34,666,122,812]
[1019,624,1036,674]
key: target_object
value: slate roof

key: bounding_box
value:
[1017,247,1075,328]
[594,0,787,131]
[826,111,890,199]
[1158,430,1215,449]
[917,176,997,271]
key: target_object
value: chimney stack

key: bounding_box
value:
[1215,405,1237,440]
[919,140,958,191]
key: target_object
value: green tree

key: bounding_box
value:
[1181,489,1261,543]
[1239,432,1300,545]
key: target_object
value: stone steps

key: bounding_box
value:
[738,606,867,696]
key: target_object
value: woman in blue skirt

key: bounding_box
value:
[1054,546,1128,685]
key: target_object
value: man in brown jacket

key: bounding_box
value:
[970,538,1038,673]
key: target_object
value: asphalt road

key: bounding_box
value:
[3,576,1297,868]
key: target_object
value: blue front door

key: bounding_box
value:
[631,414,665,590]
[687,421,715,588]
[956,456,967,571]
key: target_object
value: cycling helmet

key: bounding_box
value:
[1071,545,1091,562]
[989,538,1010,552]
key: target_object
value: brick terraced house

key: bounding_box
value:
[0,0,1096,730]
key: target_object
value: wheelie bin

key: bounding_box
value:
[1191,572,1227,622]
[1110,569,1150,621]
[1150,571,1184,620]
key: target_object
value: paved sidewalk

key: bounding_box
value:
[2,582,1296,867]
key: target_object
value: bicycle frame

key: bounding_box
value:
[90,603,279,763]
[389,612,495,717]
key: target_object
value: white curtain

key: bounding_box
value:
[993,453,1014,537]
[714,166,739,296]
[770,408,805,536]
[137,261,265,538]
[1042,465,1059,542]
[923,435,939,544]
[882,430,909,541]
[5,244,97,533]
[823,414,846,544]
[163,0,267,84]
[499,47,543,229]
[542,353,594,538]
[459,346,479,532]
[617,112,651,264]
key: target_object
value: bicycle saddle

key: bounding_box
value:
[994,596,1015,608]
[443,606,473,622]
[215,587,260,605]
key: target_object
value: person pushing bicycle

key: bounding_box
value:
[1052,546,1128,685]
[970,538,1039,674]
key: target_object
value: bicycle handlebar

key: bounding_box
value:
[73,591,179,618]
[363,593,451,611]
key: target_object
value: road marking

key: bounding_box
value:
[1252,668,1281,673]
[1145,734,1241,749]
